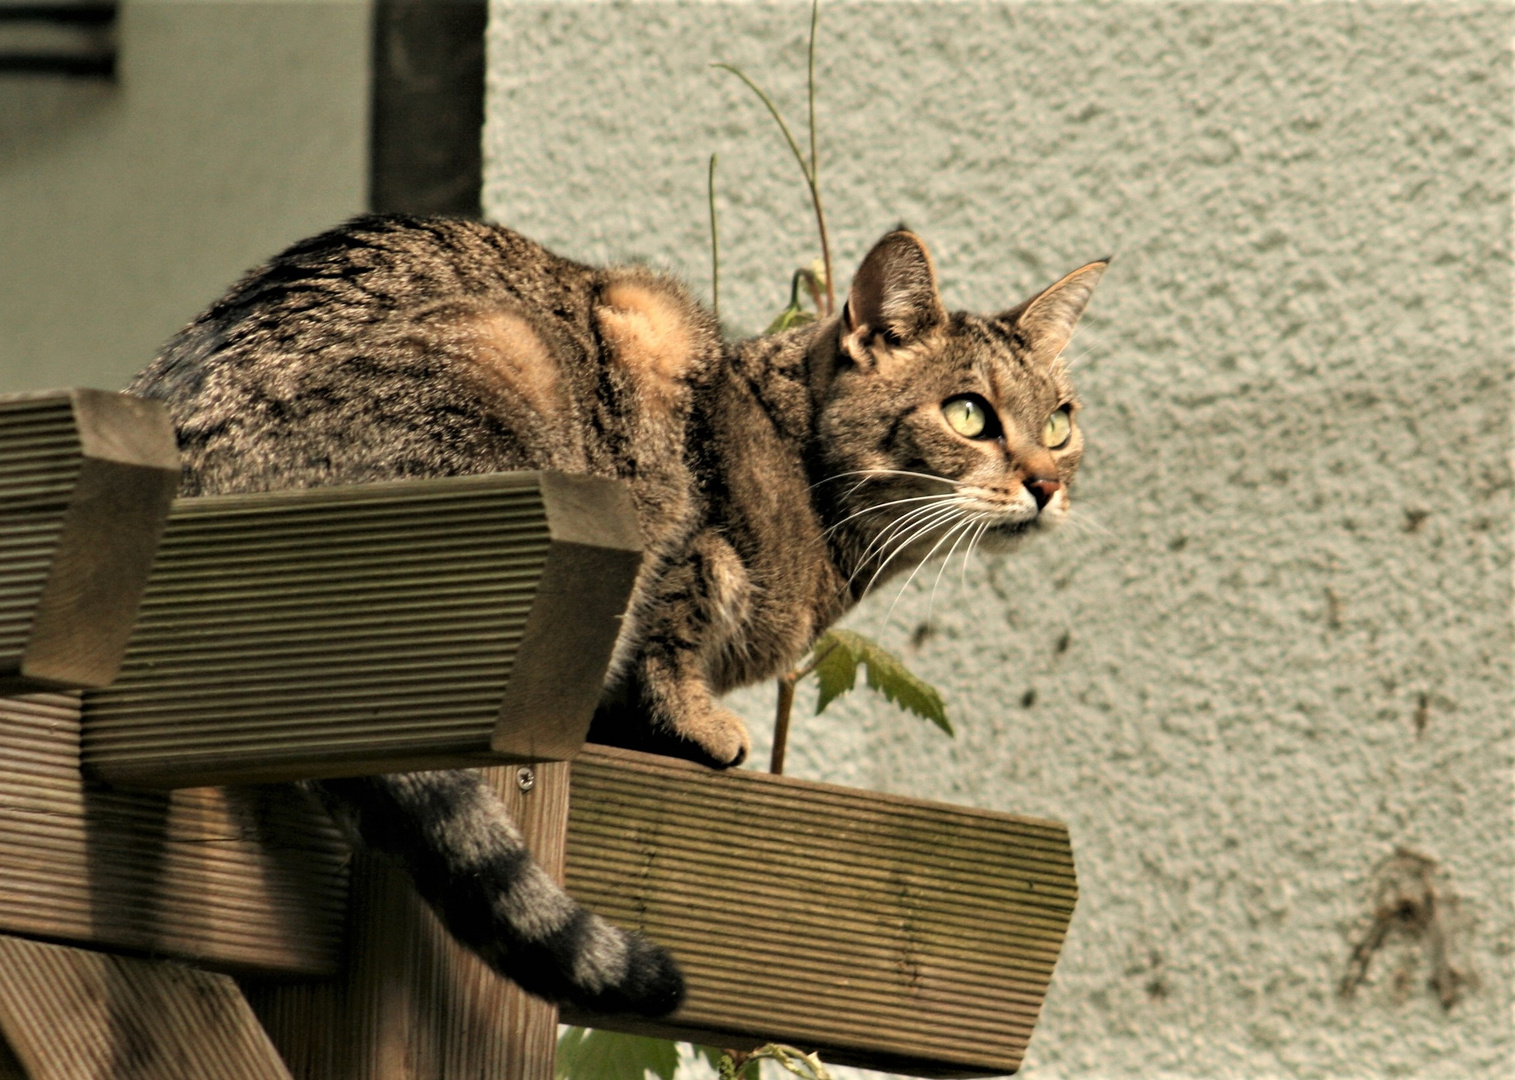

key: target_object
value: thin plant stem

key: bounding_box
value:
[713,3,835,317]
[805,0,835,316]
[712,63,809,181]
[770,638,838,774]
[708,152,720,323]
[771,675,795,774]
[807,0,818,179]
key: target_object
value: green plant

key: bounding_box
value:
[770,629,952,773]
[707,153,720,323]
[555,1029,834,1080]
[716,1045,834,1080]
[714,0,835,318]
[556,1028,680,1080]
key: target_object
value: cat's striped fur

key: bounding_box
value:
[129,215,1104,1015]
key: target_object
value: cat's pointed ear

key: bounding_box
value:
[1002,259,1109,365]
[841,230,947,362]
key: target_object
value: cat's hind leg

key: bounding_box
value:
[310,770,684,1015]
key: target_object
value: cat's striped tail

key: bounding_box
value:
[310,769,685,1016]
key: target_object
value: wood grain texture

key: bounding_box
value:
[561,746,1078,1079]
[246,762,567,1080]
[0,693,347,976]
[0,390,178,695]
[0,934,293,1080]
[83,472,640,787]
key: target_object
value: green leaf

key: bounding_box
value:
[556,1027,681,1080]
[808,630,952,735]
[765,267,823,334]
[810,631,858,714]
[764,303,817,335]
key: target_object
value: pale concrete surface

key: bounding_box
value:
[488,2,1511,1077]
[0,0,369,394]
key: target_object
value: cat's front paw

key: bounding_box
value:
[671,703,751,768]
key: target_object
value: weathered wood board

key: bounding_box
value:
[0,692,1074,1078]
[562,747,1078,1079]
[0,693,347,976]
[0,389,178,695]
[83,471,641,786]
[0,934,293,1080]
[244,762,567,1080]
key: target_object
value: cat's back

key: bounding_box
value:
[129,216,716,500]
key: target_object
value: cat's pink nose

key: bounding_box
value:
[1025,476,1061,510]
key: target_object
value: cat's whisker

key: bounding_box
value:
[812,468,956,508]
[847,505,936,575]
[866,505,970,595]
[840,477,873,501]
[946,513,992,593]
[1058,508,1113,540]
[883,513,981,629]
[1061,322,1089,353]
[855,504,964,597]
[961,517,994,586]
[848,500,961,579]
[852,510,959,591]
[822,492,959,539]
[868,496,977,558]
[812,467,958,492]
[925,512,991,624]
[1060,344,1097,370]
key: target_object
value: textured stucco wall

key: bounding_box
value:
[0,0,368,394]
[487,2,1512,1077]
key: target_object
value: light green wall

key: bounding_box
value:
[487,2,1511,1076]
[0,0,369,394]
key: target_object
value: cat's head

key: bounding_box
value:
[814,229,1106,584]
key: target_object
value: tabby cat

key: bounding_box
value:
[128,216,1105,1016]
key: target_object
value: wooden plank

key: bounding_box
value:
[82,471,641,787]
[0,690,1073,1074]
[561,746,1077,1079]
[0,389,178,695]
[0,694,1072,1075]
[0,693,347,976]
[0,934,293,1080]
[245,762,567,1080]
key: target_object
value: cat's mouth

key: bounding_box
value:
[965,485,1069,549]
[957,485,1054,522]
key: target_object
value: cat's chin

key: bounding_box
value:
[977,514,1063,554]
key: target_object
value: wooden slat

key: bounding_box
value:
[0,934,294,1080]
[82,471,641,787]
[245,762,567,1080]
[0,389,178,695]
[0,693,347,976]
[562,746,1077,1079]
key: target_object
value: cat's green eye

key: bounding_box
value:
[1044,407,1073,449]
[943,397,988,438]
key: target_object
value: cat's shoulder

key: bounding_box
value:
[592,263,723,397]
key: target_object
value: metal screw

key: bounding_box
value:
[516,766,535,793]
